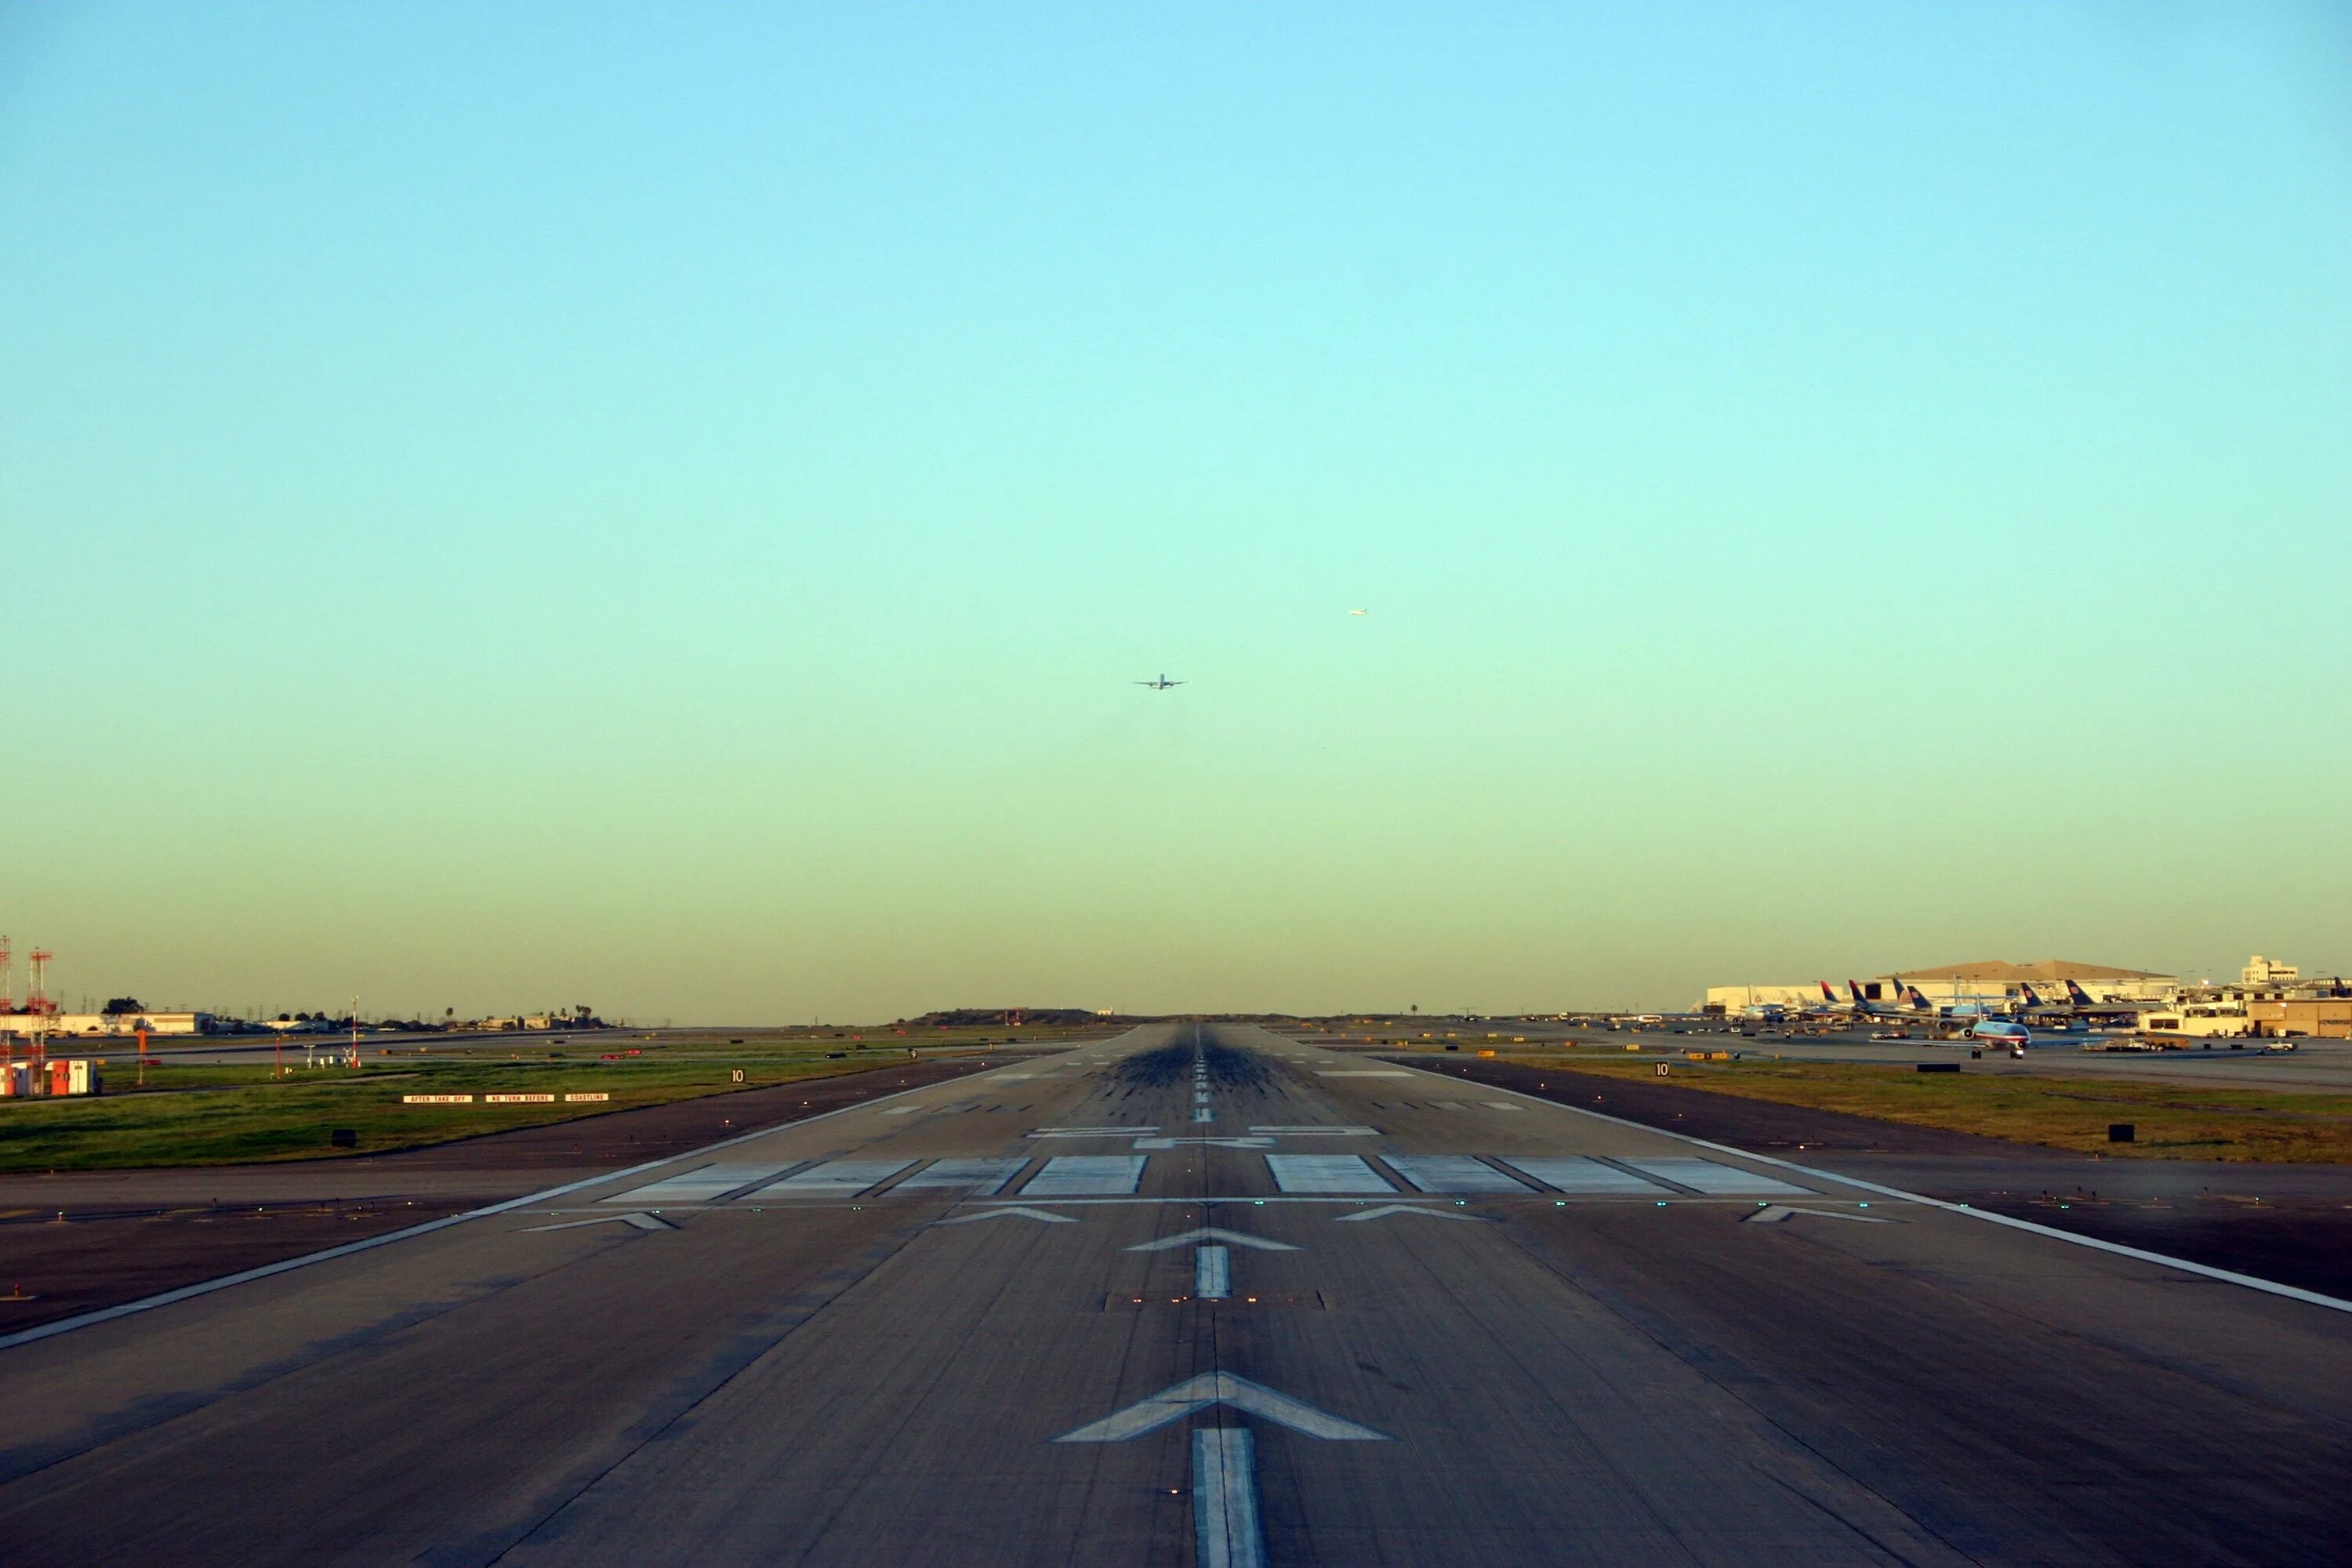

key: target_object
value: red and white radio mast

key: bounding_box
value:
[27,949,56,1016]
[0,934,12,1013]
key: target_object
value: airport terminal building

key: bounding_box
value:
[0,1011,214,1037]
[1703,960,2178,1015]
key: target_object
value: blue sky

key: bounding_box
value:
[3,4,2347,1018]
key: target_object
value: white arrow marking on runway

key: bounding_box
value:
[1054,1372,1388,1443]
[934,1206,1076,1225]
[1124,1226,1299,1253]
[521,1211,677,1233]
[1333,1204,1473,1223]
[1744,1205,1892,1225]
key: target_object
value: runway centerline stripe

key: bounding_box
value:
[1196,1245,1232,1300]
[1194,1428,1266,1568]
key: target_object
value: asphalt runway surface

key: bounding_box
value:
[0,1023,2346,1566]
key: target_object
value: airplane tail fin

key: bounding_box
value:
[2020,983,2044,1007]
[1846,980,1866,1004]
[2063,978,2095,1007]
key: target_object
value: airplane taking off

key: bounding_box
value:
[1135,674,1185,690]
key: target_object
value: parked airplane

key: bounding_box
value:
[1134,674,1185,691]
[1819,980,1896,1018]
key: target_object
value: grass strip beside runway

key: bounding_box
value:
[0,1051,950,1171]
[1482,1052,2352,1163]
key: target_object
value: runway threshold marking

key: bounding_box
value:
[935,1206,1073,1226]
[1195,1428,1265,1568]
[1265,1155,1393,1195]
[748,1159,914,1197]
[601,1161,804,1205]
[1501,1157,1669,1196]
[1022,1155,1149,1196]
[1624,1157,1813,1197]
[893,1157,1028,1193]
[1126,1227,1299,1253]
[1135,1136,1273,1150]
[1383,1155,1536,1195]
[1402,1060,2352,1316]
[1053,1372,1388,1443]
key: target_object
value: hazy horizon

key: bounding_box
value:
[5,5,2347,1020]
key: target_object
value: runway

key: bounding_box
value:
[0,1023,2345,1565]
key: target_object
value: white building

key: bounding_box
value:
[0,1011,212,1037]
[1701,960,2177,1015]
[2242,955,2299,987]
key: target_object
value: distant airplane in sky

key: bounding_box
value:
[1346,608,1369,615]
[1135,673,1185,690]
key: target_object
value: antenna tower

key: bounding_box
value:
[0,935,11,1013]
[27,949,55,1016]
